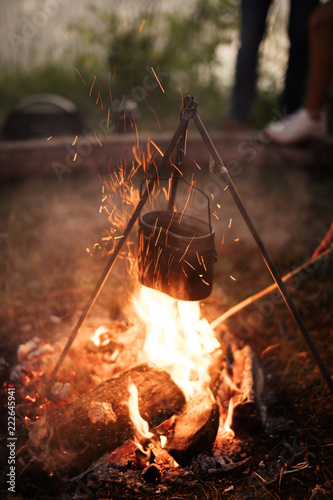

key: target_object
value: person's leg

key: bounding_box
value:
[265,0,333,144]
[227,0,272,123]
[281,0,319,115]
[305,0,333,117]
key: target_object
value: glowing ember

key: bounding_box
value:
[91,326,112,347]
[133,285,220,399]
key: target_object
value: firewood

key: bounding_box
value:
[230,345,264,436]
[165,391,219,467]
[27,363,186,477]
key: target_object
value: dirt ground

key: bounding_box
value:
[0,135,332,499]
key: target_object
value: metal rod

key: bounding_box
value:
[167,98,189,212]
[210,247,332,329]
[193,111,333,396]
[45,99,198,392]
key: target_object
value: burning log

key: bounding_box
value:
[27,363,186,478]
[165,391,219,467]
[229,345,264,436]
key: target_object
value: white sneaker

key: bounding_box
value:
[265,109,326,144]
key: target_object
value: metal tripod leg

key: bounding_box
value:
[167,97,189,211]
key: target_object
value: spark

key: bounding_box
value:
[217,203,221,209]
[179,180,194,222]
[152,217,158,236]
[178,88,184,109]
[96,91,103,110]
[94,131,103,147]
[59,27,69,41]
[134,120,139,150]
[162,187,169,200]
[102,126,111,139]
[221,233,225,245]
[261,343,280,358]
[144,99,161,129]
[75,68,86,85]
[108,73,113,103]
[179,236,195,263]
[201,255,207,271]
[72,135,78,146]
[228,218,232,229]
[230,275,236,281]
[184,260,195,270]
[150,140,164,157]
[172,163,183,175]
[139,19,146,32]
[145,238,151,256]
[89,75,96,97]
[201,279,209,286]
[212,211,219,220]
[73,152,77,162]
[114,235,124,240]
[184,129,188,155]
[151,66,165,93]
[168,176,173,200]
[193,159,201,170]
[46,136,52,141]
[154,247,163,274]
[234,237,239,242]
[154,226,163,247]
[132,145,142,167]
[224,185,229,191]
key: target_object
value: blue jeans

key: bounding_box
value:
[228,0,320,122]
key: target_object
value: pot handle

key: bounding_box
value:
[180,177,213,232]
[139,177,213,232]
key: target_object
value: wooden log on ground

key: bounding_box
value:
[27,363,186,477]
[230,345,264,436]
[165,391,219,467]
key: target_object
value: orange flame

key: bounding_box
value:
[128,383,153,440]
[133,286,220,399]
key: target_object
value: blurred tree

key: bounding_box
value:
[72,0,239,127]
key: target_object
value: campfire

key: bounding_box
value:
[6,97,332,491]
[11,282,264,480]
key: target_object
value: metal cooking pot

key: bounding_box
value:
[138,203,217,301]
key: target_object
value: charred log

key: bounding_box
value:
[27,363,186,477]
[230,345,264,436]
[165,391,219,467]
